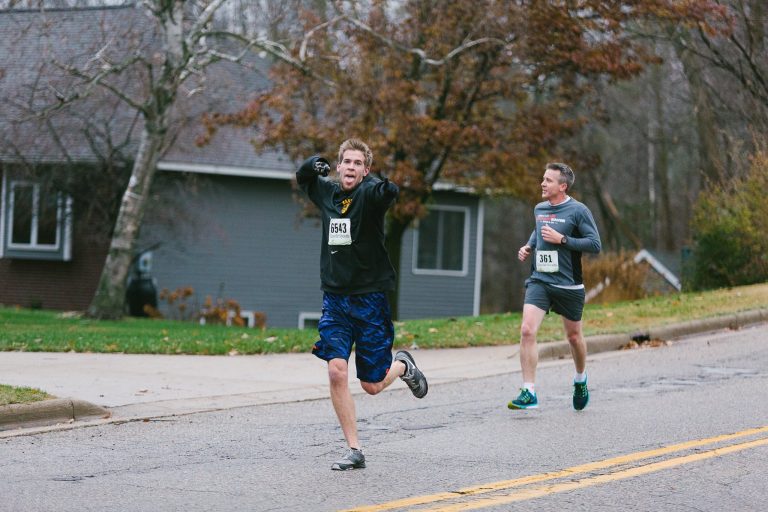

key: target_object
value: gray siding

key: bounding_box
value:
[397,191,480,320]
[142,174,323,328]
[142,176,480,327]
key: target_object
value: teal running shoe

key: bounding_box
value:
[508,388,538,409]
[573,378,589,411]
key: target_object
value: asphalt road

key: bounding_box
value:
[1,323,766,512]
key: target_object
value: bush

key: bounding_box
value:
[148,286,266,328]
[687,152,768,290]
[582,251,647,303]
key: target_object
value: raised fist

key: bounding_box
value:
[314,158,331,177]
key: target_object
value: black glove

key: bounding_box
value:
[299,155,331,177]
[314,158,331,177]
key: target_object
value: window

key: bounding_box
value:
[1,175,72,261]
[413,206,469,276]
[298,312,321,330]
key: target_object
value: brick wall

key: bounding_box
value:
[0,231,109,311]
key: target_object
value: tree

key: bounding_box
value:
[207,0,726,317]
[671,0,767,184]
[688,150,768,289]
[18,1,311,319]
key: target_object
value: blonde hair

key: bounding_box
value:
[338,138,373,168]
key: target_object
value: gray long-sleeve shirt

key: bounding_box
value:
[525,196,601,287]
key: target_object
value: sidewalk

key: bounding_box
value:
[1,308,766,434]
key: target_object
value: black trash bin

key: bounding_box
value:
[126,276,158,317]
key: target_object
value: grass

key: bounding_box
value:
[0,282,765,355]
[0,384,55,406]
[1,282,765,406]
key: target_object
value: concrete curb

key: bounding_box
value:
[538,308,768,360]
[0,398,111,431]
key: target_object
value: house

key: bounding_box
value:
[633,249,682,294]
[0,4,484,328]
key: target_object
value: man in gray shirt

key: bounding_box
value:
[508,162,601,411]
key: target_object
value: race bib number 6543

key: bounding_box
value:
[328,218,352,245]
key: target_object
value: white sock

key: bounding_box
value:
[523,382,535,394]
[574,372,587,383]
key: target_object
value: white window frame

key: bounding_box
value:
[298,311,321,329]
[2,175,72,261]
[412,205,470,277]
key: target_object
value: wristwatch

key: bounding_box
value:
[560,235,568,245]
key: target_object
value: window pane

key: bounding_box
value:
[37,189,59,245]
[416,213,439,269]
[441,211,465,271]
[11,185,33,245]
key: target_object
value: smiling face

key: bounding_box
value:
[337,149,370,191]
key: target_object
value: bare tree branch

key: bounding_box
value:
[338,13,511,66]
[299,15,343,62]
[47,54,146,115]
[205,30,336,88]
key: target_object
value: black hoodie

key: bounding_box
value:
[297,156,399,295]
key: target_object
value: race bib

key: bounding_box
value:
[328,218,352,245]
[536,250,559,272]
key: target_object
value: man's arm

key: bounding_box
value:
[368,176,399,209]
[518,230,536,262]
[565,207,601,254]
[296,155,330,186]
[526,229,536,249]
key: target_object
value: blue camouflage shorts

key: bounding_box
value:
[312,291,395,383]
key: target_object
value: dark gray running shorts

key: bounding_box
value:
[524,280,585,321]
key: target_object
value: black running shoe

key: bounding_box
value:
[331,448,366,470]
[394,350,428,398]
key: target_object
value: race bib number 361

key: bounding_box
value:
[536,250,559,273]
[328,218,352,245]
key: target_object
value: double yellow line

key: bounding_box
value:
[344,425,768,512]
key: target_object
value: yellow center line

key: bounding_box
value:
[420,437,768,511]
[341,425,768,512]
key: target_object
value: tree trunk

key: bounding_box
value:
[674,33,723,185]
[585,170,642,250]
[384,214,410,321]
[87,0,184,319]
[650,63,676,251]
[750,0,764,53]
[87,124,166,319]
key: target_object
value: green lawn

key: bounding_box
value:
[0,282,766,355]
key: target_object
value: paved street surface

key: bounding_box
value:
[0,323,766,511]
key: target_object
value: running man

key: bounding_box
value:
[296,138,428,470]
[509,162,601,411]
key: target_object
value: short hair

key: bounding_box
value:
[338,138,373,169]
[546,162,575,192]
